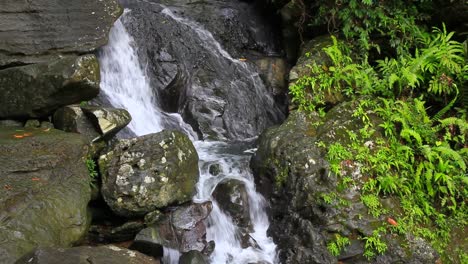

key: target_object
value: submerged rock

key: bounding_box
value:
[133,202,213,255]
[0,127,91,263]
[99,130,199,217]
[0,0,122,67]
[0,55,100,120]
[15,246,159,264]
[251,102,439,263]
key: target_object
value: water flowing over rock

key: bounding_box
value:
[15,246,159,264]
[99,130,199,217]
[0,0,122,67]
[0,127,91,263]
[251,103,439,263]
[113,1,286,140]
[0,55,100,120]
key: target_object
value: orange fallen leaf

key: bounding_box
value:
[238,58,247,62]
[23,132,33,137]
[4,184,12,190]
[387,217,398,226]
[13,134,24,139]
[31,177,41,181]
[43,128,51,132]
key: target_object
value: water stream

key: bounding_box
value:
[98,9,277,264]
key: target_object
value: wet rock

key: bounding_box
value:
[15,245,159,264]
[53,105,101,141]
[81,106,132,139]
[144,210,164,225]
[134,202,213,254]
[99,130,199,217]
[0,0,122,67]
[0,127,91,263]
[208,163,222,176]
[251,102,438,263]
[88,221,145,244]
[179,250,207,264]
[0,120,22,127]
[24,119,41,128]
[40,121,54,129]
[212,179,252,231]
[119,1,286,140]
[0,55,100,120]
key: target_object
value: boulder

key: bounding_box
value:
[115,1,286,140]
[0,0,122,67]
[88,221,145,244]
[251,102,439,263]
[0,55,100,120]
[53,105,131,142]
[133,202,213,254]
[99,130,199,217]
[15,246,159,264]
[212,179,252,231]
[179,250,207,264]
[0,127,91,263]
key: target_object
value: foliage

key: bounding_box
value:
[290,15,468,261]
[327,234,351,256]
[361,227,388,260]
[86,158,98,186]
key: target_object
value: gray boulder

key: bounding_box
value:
[0,127,91,263]
[15,246,159,264]
[99,130,199,217]
[134,201,213,254]
[0,0,122,67]
[0,55,100,120]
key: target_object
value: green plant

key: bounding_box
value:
[86,158,98,186]
[361,227,388,260]
[327,234,351,256]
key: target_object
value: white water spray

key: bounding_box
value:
[99,9,277,264]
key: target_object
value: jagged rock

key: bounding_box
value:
[117,1,285,140]
[0,55,100,120]
[0,127,91,263]
[0,0,122,67]
[133,202,213,254]
[179,250,207,264]
[251,102,439,263]
[15,246,159,264]
[99,130,199,217]
[81,106,132,139]
[54,105,131,142]
[212,179,252,231]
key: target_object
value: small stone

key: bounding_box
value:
[24,119,41,128]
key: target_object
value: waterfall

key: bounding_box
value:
[98,9,277,264]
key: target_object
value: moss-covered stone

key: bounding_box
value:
[99,130,199,217]
[0,127,91,263]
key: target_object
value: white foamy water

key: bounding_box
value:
[99,9,277,264]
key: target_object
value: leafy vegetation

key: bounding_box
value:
[327,234,351,256]
[289,0,467,261]
[86,158,99,187]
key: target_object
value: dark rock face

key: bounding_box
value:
[133,202,213,255]
[115,0,286,140]
[0,55,100,120]
[212,179,252,231]
[15,246,159,264]
[251,103,439,264]
[179,250,207,264]
[0,0,122,67]
[99,130,199,217]
[0,127,91,263]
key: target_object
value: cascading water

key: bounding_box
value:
[99,9,277,264]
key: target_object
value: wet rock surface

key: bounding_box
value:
[133,202,213,254]
[15,245,159,264]
[0,0,122,67]
[113,0,286,140]
[0,55,100,120]
[99,130,199,217]
[251,102,439,263]
[0,127,91,263]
